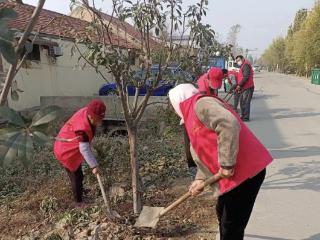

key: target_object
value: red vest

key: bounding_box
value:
[180,94,272,195]
[197,73,210,94]
[54,108,94,172]
[227,70,238,85]
[237,60,254,90]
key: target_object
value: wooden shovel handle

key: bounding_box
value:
[96,173,111,210]
[160,173,221,216]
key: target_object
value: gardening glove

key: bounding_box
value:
[189,179,205,196]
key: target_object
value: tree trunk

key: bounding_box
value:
[128,126,142,214]
[0,0,46,106]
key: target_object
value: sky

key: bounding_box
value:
[23,0,315,57]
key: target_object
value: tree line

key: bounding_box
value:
[260,2,320,77]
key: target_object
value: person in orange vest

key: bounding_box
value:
[197,67,228,95]
[54,99,106,206]
[168,84,273,240]
[234,55,254,121]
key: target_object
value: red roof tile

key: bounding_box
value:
[0,1,136,49]
[95,10,158,48]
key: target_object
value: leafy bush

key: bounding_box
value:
[0,106,62,167]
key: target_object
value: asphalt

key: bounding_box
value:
[217,71,320,240]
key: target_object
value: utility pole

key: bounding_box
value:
[245,48,258,59]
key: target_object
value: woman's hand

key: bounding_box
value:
[92,167,100,175]
[189,179,205,196]
[219,168,234,178]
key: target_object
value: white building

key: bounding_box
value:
[0,1,142,111]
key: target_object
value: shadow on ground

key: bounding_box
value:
[248,91,320,192]
[262,160,320,192]
[247,232,320,240]
[270,146,320,159]
[248,93,288,149]
[252,107,320,120]
[245,234,293,240]
[304,233,320,240]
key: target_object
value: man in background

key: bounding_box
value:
[234,55,254,122]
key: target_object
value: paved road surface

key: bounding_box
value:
[241,72,320,240]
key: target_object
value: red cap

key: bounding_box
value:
[208,67,223,89]
[87,99,106,120]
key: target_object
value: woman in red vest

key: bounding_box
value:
[185,67,228,176]
[168,84,273,240]
[54,99,106,206]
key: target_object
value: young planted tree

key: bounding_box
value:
[70,0,216,214]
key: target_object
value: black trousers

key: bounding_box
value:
[234,87,254,121]
[216,169,266,240]
[65,165,84,202]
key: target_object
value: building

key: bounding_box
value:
[0,1,140,111]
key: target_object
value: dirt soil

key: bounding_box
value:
[0,176,218,240]
[0,117,219,240]
[136,177,218,239]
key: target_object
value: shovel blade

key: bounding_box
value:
[134,206,165,228]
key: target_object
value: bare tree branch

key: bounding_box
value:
[73,43,109,82]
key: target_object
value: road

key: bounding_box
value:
[240,72,320,240]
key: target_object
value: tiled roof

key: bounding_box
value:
[100,12,145,44]
[94,10,158,48]
[0,1,136,49]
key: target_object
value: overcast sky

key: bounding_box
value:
[23,0,315,57]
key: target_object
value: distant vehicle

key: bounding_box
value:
[99,65,194,96]
[208,57,226,69]
[205,57,240,92]
[253,65,261,72]
[227,60,240,72]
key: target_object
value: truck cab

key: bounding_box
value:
[227,60,240,72]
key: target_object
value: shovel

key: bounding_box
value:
[134,173,221,228]
[223,91,234,103]
[96,173,122,221]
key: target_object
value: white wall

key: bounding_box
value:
[2,38,113,111]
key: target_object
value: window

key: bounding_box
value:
[25,44,41,61]
[129,51,136,66]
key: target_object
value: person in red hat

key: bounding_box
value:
[54,99,106,206]
[197,68,228,96]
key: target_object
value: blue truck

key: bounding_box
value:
[208,57,226,69]
[99,65,194,97]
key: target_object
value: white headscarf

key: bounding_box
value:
[168,84,199,124]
